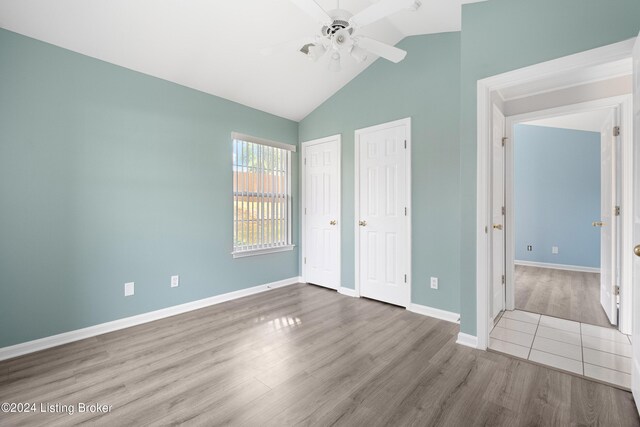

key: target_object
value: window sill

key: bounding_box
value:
[232,245,295,259]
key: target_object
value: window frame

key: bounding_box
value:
[231,133,295,258]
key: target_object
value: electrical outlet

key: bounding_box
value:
[171,275,179,288]
[124,282,135,297]
[527,245,533,251]
[552,246,559,254]
[430,277,438,290]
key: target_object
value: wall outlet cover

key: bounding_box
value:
[552,246,559,254]
[430,277,438,290]
[124,282,135,297]
[171,275,179,288]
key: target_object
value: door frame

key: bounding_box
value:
[474,38,636,350]
[300,134,342,288]
[354,117,412,307]
[503,95,633,331]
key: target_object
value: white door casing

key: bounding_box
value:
[302,135,341,290]
[355,118,411,307]
[630,31,640,408]
[600,108,618,325]
[491,105,506,321]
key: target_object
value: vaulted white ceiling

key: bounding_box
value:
[0,0,483,121]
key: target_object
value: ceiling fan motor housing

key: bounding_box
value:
[321,9,354,37]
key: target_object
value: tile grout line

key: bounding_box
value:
[526,316,541,360]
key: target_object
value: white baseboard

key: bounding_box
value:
[0,276,302,362]
[407,303,460,324]
[456,332,479,349]
[514,260,600,273]
[338,287,358,297]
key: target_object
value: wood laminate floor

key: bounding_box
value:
[515,265,614,329]
[1,283,637,426]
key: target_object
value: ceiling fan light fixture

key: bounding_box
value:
[328,52,341,72]
[307,43,327,61]
[350,45,368,63]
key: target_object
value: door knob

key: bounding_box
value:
[492,224,503,230]
[592,221,605,227]
[359,220,367,227]
[330,220,337,225]
[634,245,640,257]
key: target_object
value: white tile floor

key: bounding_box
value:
[489,310,632,389]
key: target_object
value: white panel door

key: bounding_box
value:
[357,121,408,307]
[304,137,340,289]
[491,105,506,321]
[599,109,618,325]
[630,31,640,406]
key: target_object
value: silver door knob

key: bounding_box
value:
[330,220,337,225]
[593,221,605,227]
[493,224,503,230]
[634,245,640,257]
[359,220,367,227]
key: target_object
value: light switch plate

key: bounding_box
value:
[171,275,179,288]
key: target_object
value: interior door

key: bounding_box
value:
[631,31,640,406]
[599,108,618,325]
[491,105,506,321]
[304,137,340,289]
[357,121,409,307]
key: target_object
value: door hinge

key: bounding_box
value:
[404,274,407,283]
[304,257,306,264]
[615,206,620,216]
[405,207,407,216]
[501,137,507,147]
[501,206,505,216]
[485,226,488,234]
[304,157,306,165]
[502,275,505,285]
[614,126,620,137]
[304,208,307,215]
[615,286,620,296]
[404,140,407,149]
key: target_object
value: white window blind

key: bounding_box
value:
[232,134,294,257]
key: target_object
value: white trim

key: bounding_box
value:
[407,303,460,324]
[338,287,358,297]
[300,134,342,290]
[456,333,479,349]
[514,260,601,273]
[354,118,412,307]
[231,132,296,152]
[476,38,635,352]
[232,245,295,258]
[0,276,302,362]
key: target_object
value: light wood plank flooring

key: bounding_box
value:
[515,265,614,329]
[1,283,637,426]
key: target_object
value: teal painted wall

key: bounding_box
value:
[459,0,640,335]
[0,28,299,348]
[299,33,461,314]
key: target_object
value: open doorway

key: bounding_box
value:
[475,39,637,390]
[511,107,619,329]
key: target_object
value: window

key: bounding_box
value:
[232,132,295,257]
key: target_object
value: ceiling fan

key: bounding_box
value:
[261,0,422,72]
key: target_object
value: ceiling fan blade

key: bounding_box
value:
[288,0,333,26]
[260,36,317,56]
[349,0,421,29]
[356,37,407,63]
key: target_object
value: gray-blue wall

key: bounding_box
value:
[459,0,640,335]
[0,28,299,348]
[514,125,600,268]
[299,33,462,314]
